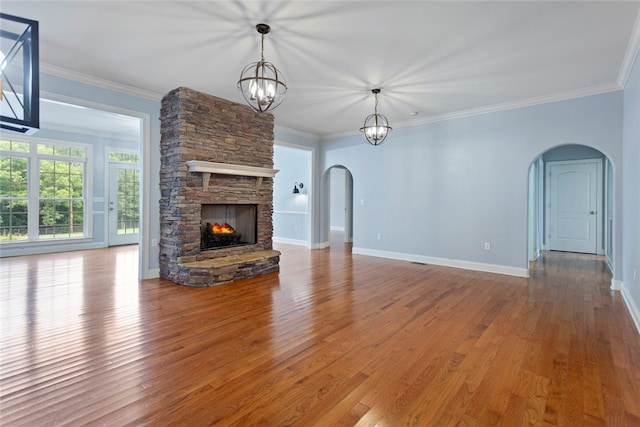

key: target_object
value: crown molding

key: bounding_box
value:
[322,82,622,141]
[394,83,622,128]
[41,63,321,140]
[40,63,163,102]
[39,62,626,141]
[618,8,640,88]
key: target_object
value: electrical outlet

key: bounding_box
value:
[484,242,491,250]
[151,238,158,247]
[360,199,365,206]
[377,233,382,240]
[294,225,298,231]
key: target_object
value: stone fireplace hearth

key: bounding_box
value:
[159,87,280,286]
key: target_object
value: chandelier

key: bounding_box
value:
[0,13,39,135]
[237,23,287,113]
[359,88,392,146]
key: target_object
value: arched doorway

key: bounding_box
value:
[321,165,354,247]
[528,144,614,272]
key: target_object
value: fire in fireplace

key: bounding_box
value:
[201,204,257,250]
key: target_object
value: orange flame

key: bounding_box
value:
[212,222,235,234]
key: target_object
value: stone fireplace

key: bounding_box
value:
[159,87,280,286]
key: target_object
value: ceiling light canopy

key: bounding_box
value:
[237,23,287,113]
[360,88,391,146]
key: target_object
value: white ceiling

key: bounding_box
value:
[3,1,640,140]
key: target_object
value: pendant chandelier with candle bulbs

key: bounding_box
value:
[360,88,392,145]
[237,23,287,113]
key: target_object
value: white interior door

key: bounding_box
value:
[546,159,601,254]
[108,163,140,246]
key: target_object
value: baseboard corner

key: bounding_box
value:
[610,278,623,291]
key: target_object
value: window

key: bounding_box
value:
[0,138,91,243]
[0,142,29,241]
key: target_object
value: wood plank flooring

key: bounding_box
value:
[1,238,639,426]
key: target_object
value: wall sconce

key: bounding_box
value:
[292,182,304,194]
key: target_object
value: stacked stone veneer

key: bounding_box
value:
[159,87,279,286]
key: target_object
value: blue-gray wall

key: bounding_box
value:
[322,91,624,278]
[542,144,605,161]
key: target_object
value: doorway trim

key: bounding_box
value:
[544,158,603,255]
[527,144,614,279]
[273,140,315,249]
[320,165,354,247]
[40,90,151,279]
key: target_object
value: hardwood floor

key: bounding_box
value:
[1,238,639,426]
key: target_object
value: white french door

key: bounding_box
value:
[108,163,140,246]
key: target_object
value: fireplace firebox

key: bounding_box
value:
[201,204,257,250]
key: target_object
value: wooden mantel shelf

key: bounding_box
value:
[186,160,279,191]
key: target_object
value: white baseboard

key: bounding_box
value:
[0,241,105,257]
[311,241,330,249]
[351,247,529,278]
[273,237,309,247]
[606,255,614,274]
[620,282,640,335]
[142,268,160,280]
[611,278,623,291]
